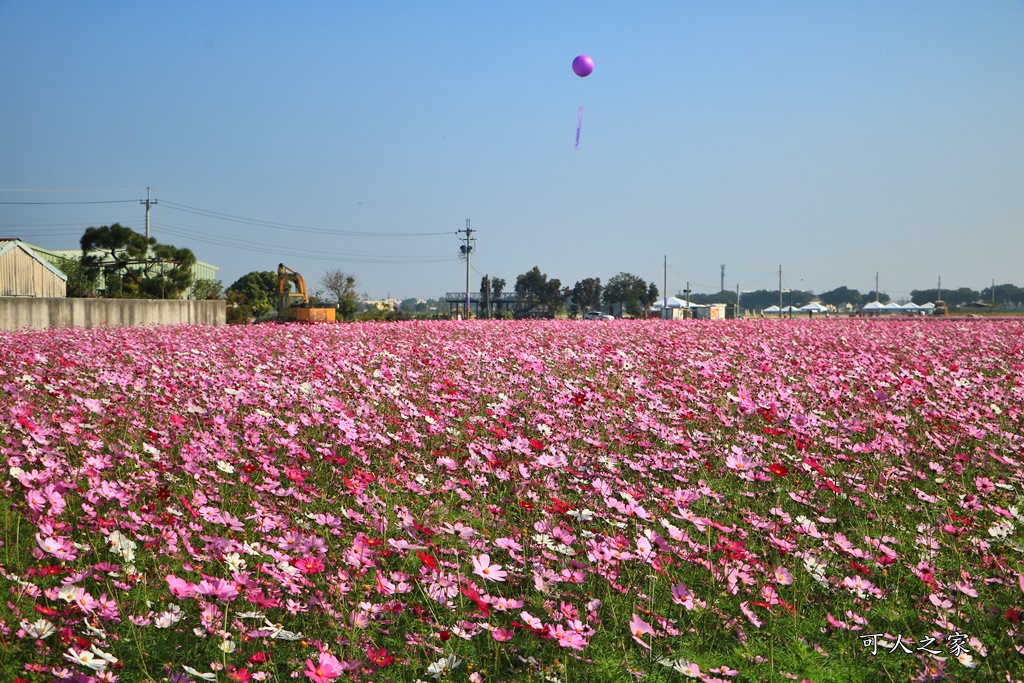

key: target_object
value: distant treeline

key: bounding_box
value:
[685,284,1024,311]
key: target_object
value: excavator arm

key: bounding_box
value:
[278,263,309,304]
[276,263,335,322]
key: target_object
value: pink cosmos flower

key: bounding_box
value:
[471,553,507,582]
[774,566,794,585]
[196,577,239,601]
[304,652,343,683]
[492,628,514,642]
[725,446,756,471]
[740,601,763,627]
[552,624,588,650]
[629,613,654,649]
[165,575,196,599]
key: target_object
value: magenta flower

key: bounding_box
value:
[304,652,343,683]
[165,575,196,599]
[196,577,239,601]
[629,613,654,649]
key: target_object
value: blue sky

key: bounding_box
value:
[2,2,1021,301]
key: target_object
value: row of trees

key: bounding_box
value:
[473,267,660,318]
[684,284,1024,312]
[476,267,1024,318]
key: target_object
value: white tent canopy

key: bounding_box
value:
[800,302,829,312]
[653,296,703,309]
[762,305,781,313]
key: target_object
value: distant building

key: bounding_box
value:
[361,297,400,312]
[0,239,68,297]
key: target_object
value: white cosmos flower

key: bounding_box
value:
[988,521,1013,539]
[20,618,55,639]
[426,654,462,679]
[64,648,106,671]
[183,665,218,681]
[224,552,246,571]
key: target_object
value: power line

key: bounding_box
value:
[159,200,452,237]
[153,222,458,264]
[0,188,142,192]
[0,199,138,205]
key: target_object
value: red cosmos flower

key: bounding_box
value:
[34,604,58,617]
[550,498,573,515]
[249,651,271,664]
[226,666,253,683]
[849,561,871,575]
[366,647,394,668]
[1006,607,1021,623]
[518,501,534,511]
[460,583,490,616]
[416,551,439,572]
[803,457,826,476]
[438,630,451,642]
[292,556,325,575]
[769,463,789,477]
[528,438,545,451]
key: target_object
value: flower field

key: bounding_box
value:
[1,319,1022,683]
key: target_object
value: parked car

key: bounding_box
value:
[583,311,614,320]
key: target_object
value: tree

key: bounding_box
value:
[190,279,224,300]
[54,255,99,298]
[479,275,492,318]
[514,267,562,316]
[570,278,602,316]
[226,271,278,319]
[320,269,357,304]
[644,282,659,312]
[489,277,506,301]
[318,269,358,320]
[863,291,891,305]
[603,272,653,317]
[818,286,862,309]
[80,223,196,299]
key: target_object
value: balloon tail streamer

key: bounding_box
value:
[575,106,583,150]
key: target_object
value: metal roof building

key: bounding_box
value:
[0,239,68,297]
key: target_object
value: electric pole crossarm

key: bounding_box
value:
[140,187,157,240]
[457,219,475,319]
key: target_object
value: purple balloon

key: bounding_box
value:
[572,55,594,78]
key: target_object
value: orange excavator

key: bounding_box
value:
[277,263,336,322]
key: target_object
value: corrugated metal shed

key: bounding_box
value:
[0,239,68,298]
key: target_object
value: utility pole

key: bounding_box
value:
[875,272,880,303]
[458,219,475,319]
[736,283,741,319]
[663,256,668,312]
[140,187,157,240]
[992,278,996,306]
[779,265,783,312]
[684,281,691,319]
[720,264,725,293]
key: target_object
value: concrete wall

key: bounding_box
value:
[0,298,226,330]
